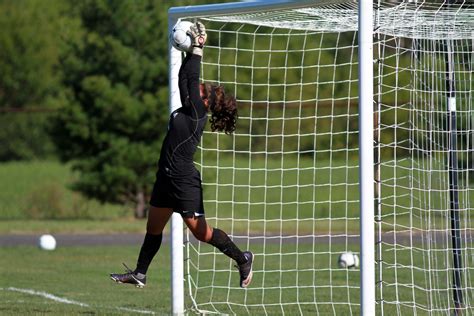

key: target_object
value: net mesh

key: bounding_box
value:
[207,1,474,39]
[376,31,474,314]
[177,1,474,314]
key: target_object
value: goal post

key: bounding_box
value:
[168,13,185,316]
[168,0,473,315]
[358,0,375,315]
[169,0,375,314]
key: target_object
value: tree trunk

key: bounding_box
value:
[134,191,146,219]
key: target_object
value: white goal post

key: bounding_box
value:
[168,0,473,315]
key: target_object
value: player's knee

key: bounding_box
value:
[192,229,212,243]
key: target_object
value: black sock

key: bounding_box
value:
[135,233,163,275]
[208,228,247,265]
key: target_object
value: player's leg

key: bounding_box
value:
[110,206,173,287]
[183,214,254,288]
[136,206,173,274]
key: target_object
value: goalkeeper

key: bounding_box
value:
[110,21,254,289]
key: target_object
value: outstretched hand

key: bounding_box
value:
[188,21,207,56]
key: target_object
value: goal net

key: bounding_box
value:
[374,1,473,314]
[170,0,473,314]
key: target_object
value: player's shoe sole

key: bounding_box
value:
[110,263,146,288]
[237,251,254,288]
[110,274,146,288]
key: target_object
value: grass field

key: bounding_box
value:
[1,160,472,314]
[0,161,125,221]
[3,242,470,315]
[0,244,171,315]
[2,159,473,235]
[0,219,146,235]
[0,243,360,316]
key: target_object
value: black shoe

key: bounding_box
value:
[110,263,146,288]
[235,251,254,288]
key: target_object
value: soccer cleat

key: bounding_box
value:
[235,251,254,288]
[110,263,146,288]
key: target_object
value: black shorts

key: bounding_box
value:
[149,169,205,218]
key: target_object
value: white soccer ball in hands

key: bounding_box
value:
[38,234,56,251]
[338,251,359,269]
[170,20,194,52]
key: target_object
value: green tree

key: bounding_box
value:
[51,0,169,218]
[0,0,68,160]
[0,1,63,108]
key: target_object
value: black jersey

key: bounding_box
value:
[158,54,207,178]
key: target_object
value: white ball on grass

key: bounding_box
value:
[38,234,56,251]
[338,251,359,269]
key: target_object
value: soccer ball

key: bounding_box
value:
[38,234,56,251]
[170,20,194,52]
[338,251,359,269]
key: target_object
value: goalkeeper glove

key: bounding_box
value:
[187,21,207,56]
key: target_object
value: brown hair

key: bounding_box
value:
[202,83,237,134]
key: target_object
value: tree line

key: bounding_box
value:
[0,0,421,217]
[0,0,230,217]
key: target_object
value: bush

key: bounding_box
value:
[0,160,126,220]
[24,183,65,219]
[0,112,56,161]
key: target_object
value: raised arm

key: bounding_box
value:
[178,54,202,110]
[177,22,208,117]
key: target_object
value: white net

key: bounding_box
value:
[207,1,474,39]
[375,10,474,314]
[177,1,474,314]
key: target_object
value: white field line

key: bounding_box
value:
[3,287,89,307]
[1,287,156,315]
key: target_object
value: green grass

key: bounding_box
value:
[0,219,146,234]
[0,245,171,315]
[2,242,470,315]
[199,154,362,235]
[0,243,365,315]
[187,243,362,315]
[199,155,474,234]
[0,160,125,220]
[0,160,146,234]
[1,158,473,235]
[0,159,471,314]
